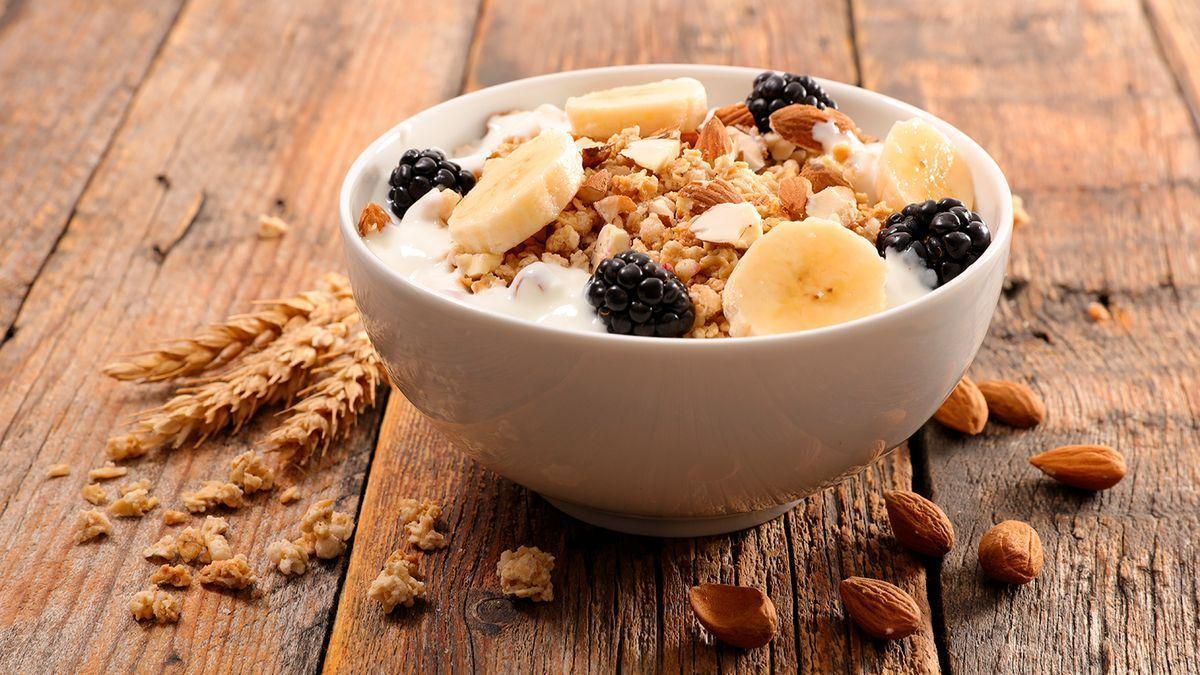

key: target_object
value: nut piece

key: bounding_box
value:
[933,376,988,435]
[696,115,734,163]
[838,577,922,640]
[883,490,955,557]
[357,202,390,236]
[591,223,631,269]
[779,176,811,219]
[1029,444,1126,490]
[978,520,1044,584]
[577,169,611,204]
[581,142,612,168]
[713,102,755,128]
[688,583,778,649]
[800,161,850,193]
[769,104,861,152]
[977,380,1046,428]
[497,546,555,602]
[679,178,743,216]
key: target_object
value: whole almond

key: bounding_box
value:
[779,176,811,219]
[883,490,955,557]
[933,376,988,434]
[978,520,1043,584]
[713,102,756,128]
[1029,444,1126,490]
[689,583,778,649]
[977,380,1046,428]
[800,161,850,193]
[838,577,922,640]
[696,115,734,163]
[768,104,861,152]
[679,178,743,216]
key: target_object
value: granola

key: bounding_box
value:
[397,499,448,551]
[109,488,160,517]
[182,480,244,513]
[81,483,109,506]
[497,546,555,602]
[46,463,70,478]
[197,554,257,590]
[277,486,301,504]
[229,451,275,494]
[265,540,310,576]
[367,549,425,611]
[175,516,232,564]
[151,564,193,588]
[129,589,181,623]
[143,535,177,562]
[75,509,113,543]
[296,499,355,559]
[88,463,128,481]
[163,510,190,526]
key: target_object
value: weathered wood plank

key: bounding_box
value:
[0,1,480,672]
[0,0,184,331]
[854,0,1200,671]
[327,2,940,672]
[1144,0,1200,131]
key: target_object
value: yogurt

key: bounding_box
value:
[883,246,937,308]
[811,120,883,204]
[450,104,571,174]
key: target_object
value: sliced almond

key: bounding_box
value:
[713,102,756,128]
[577,169,611,204]
[769,104,861,152]
[679,178,743,216]
[593,195,637,224]
[778,176,811,219]
[688,202,762,249]
[933,376,988,435]
[883,490,955,557]
[357,203,390,236]
[620,138,681,173]
[591,223,631,269]
[977,380,1046,428]
[1029,444,1126,490]
[800,161,850,193]
[838,577,922,640]
[804,186,858,227]
[688,583,778,649]
[978,520,1043,584]
[696,115,734,163]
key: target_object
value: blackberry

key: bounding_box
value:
[585,251,695,337]
[746,71,838,132]
[876,198,992,286]
[387,148,476,218]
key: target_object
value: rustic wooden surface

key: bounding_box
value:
[0,0,1197,673]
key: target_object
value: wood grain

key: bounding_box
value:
[854,0,1200,671]
[0,0,479,672]
[326,1,939,672]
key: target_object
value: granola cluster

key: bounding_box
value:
[397,498,448,551]
[497,546,555,602]
[129,589,181,623]
[367,549,426,612]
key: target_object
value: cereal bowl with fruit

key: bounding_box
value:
[339,64,1011,536]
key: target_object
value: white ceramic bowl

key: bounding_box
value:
[339,64,1012,537]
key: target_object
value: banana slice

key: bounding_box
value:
[723,218,886,336]
[875,118,974,210]
[566,78,708,140]
[448,128,584,254]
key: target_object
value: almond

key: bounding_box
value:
[978,520,1043,584]
[1029,444,1126,490]
[688,583,778,649]
[838,577,922,640]
[713,102,756,128]
[357,203,390,236]
[581,143,612,168]
[577,169,610,204]
[883,490,955,557]
[768,104,861,152]
[800,161,850,193]
[679,178,743,216]
[933,376,988,434]
[977,380,1046,428]
[778,176,811,219]
[696,115,734,163]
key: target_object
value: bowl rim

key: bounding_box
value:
[339,63,1012,349]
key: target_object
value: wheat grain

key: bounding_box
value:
[102,274,349,382]
[105,295,357,460]
[262,327,386,462]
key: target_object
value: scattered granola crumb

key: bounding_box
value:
[266,539,310,576]
[81,483,110,506]
[229,451,275,494]
[257,214,290,239]
[46,463,70,478]
[109,488,160,517]
[1087,301,1111,323]
[278,486,301,504]
[143,535,177,562]
[497,546,555,602]
[175,527,208,563]
[151,564,193,588]
[75,509,113,543]
[182,480,244,513]
[397,499,448,551]
[129,589,181,623]
[1012,194,1032,227]
[368,549,425,612]
[198,554,257,590]
[357,203,390,236]
[175,517,232,564]
[118,478,152,495]
[163,510,189,526]
[296,499,355,559]
[88,463,128,481]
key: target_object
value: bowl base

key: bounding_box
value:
[543,497,800,537]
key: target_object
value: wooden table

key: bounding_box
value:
[1,1,1197,672]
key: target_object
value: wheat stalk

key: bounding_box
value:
[262,326,386,463]
[103,273,350,382]
[106,295,358,461]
